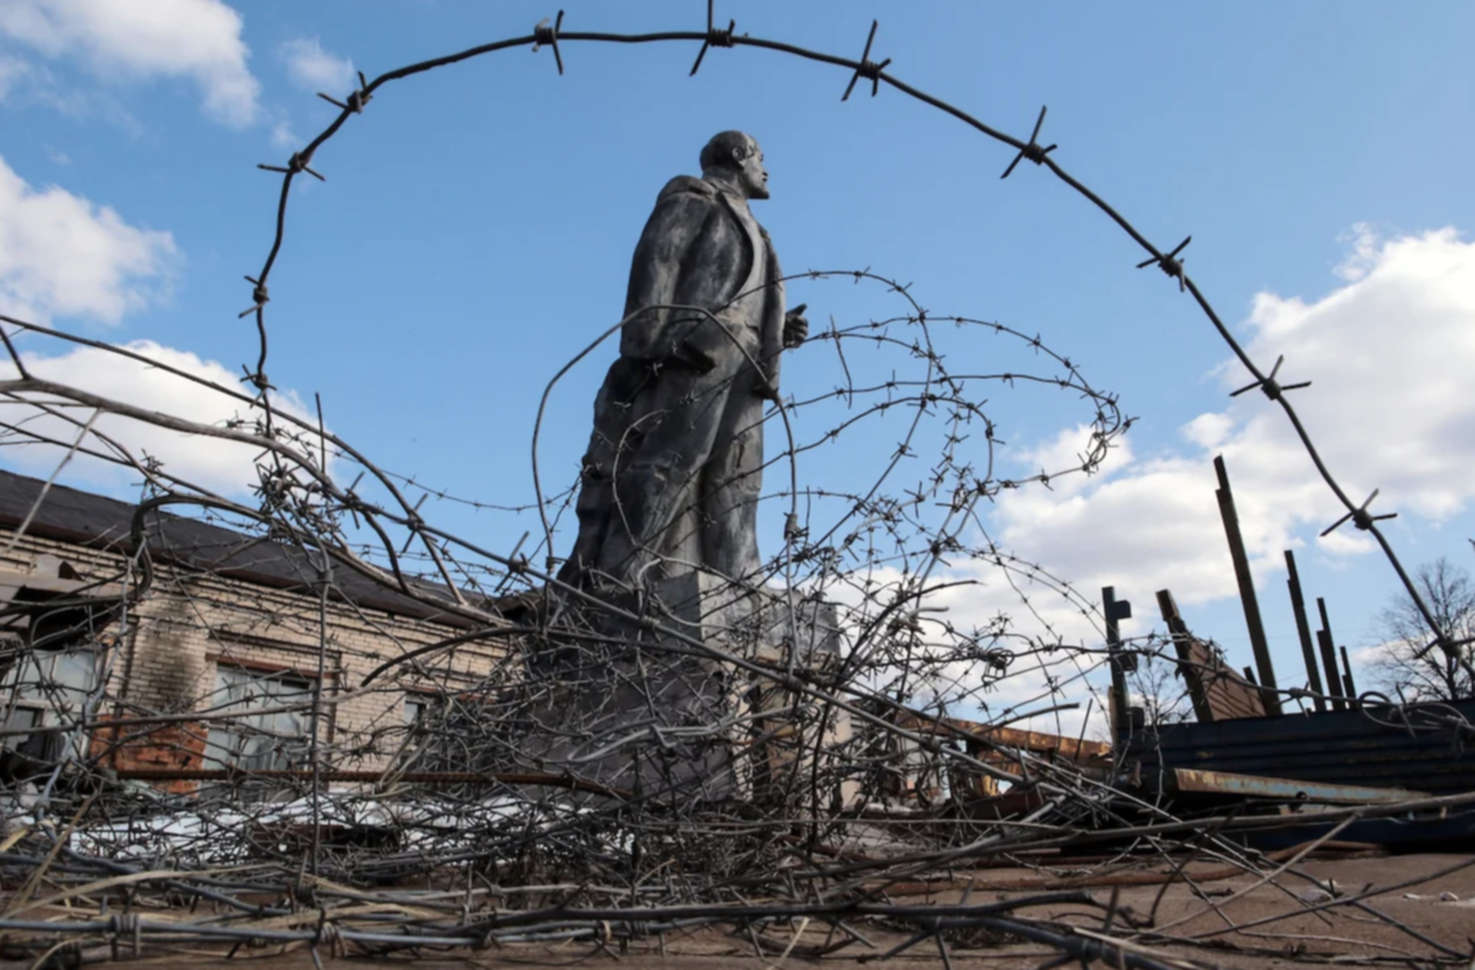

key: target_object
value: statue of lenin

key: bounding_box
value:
[560,131,808,591]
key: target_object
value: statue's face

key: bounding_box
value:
[736,139,769,200]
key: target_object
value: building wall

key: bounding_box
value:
[0,529,509,794]
[3,524,874,811]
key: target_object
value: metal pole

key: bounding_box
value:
[1316,597,1347,712]
[1283,550,1326,712]
[1213,456,1281,715]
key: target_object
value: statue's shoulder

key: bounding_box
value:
[656,175,719,203]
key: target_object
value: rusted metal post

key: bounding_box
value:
[1213,456,1281,715]
[1102,586,1134,744]
[1283,550,1326,712]
[1340,645,1360,708]
[1156,589,1213,723]
[1316,596,1347,711]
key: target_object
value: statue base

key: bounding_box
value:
[519,571,852,805]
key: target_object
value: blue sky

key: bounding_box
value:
[2,1,1474,722]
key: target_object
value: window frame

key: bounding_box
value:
[201,661,320,781]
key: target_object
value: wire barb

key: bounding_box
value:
[238,363,272,391]
[533,10,565,75]
[1000,106,1057,178]
[1320,488,1397,537]
[317,72,373,114]
[1136,235,1191,291]
[237,275,269,318]
[257,151,326,182]
[841,20,890,101]
[1230,354,1312,401]
[0,23,1441,964]
[690,0,736,76]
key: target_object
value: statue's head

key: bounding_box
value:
[700,130,768,200]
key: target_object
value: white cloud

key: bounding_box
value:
[994,454,1244,607]
[0,53,31,98]
[1334,221,1380,282]
[0,340,317,497]
[279,37,354,94]
[0,156,177,325]
[985,226,1475,609]
[0,52,142,131]
[269,119,299,150]
[0,0,260,126]
[829,556,1116,743]
[1181,412,1232,450]
[802,226,1475,744]
[1229,227,1475,523]
[1009,423,1130,499]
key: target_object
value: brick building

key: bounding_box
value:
[0,470,508,795]
[2,470,1009,814]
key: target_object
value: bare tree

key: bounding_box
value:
[1128,647,1193,727]
[1370,557,1475,701]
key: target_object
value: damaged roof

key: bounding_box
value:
[0,469,490,625]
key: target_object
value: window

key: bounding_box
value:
[0,647,99,767]
[404,695,428,726]
[396,691,454,775]
[202,665,315,774]
[2,703,50,764]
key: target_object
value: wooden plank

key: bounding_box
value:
[1102,585,1133,743]
[1154,588,1265,721]
[1156,589,1213,723]
[1199,658,1263,721]
[900,713,1111,761]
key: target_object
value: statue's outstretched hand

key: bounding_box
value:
[783,303,809,349]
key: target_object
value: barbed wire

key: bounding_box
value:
[0,6,1471,969]
[232,5,1455,660]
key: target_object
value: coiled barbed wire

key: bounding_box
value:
[1,7,1472,968]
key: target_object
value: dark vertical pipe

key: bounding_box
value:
[1284,550,1326,712]
[1316,597,1347,711]
[1213,456,1281,715]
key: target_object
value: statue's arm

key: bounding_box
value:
[619,186,716,362]
[783,303,808,349]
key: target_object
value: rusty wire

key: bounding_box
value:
[0,7,1471,969]
[217,2,1455,659]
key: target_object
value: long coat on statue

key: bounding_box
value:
[560,174,788,589]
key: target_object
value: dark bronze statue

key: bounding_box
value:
[561,131,808,590]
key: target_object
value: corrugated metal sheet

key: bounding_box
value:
[1170,767,1423,804]
[1127,699,1475,796]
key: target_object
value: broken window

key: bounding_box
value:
[0,640,101,772]
[0,555,121,776]
[202,664,315,777]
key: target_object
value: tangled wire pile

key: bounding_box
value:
[2,9,1473,969]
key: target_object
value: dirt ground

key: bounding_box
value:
[5,852,1474,970]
